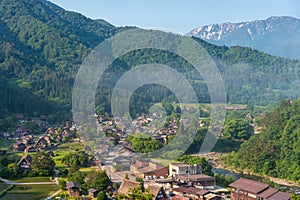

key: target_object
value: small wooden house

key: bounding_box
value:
[88,188,99,198]
[118,179,141,196]
[66,181,81,197]
[89,156,101,166]
[147,185,168,200]
[17,154,33,170]
[13,141,27,152]
[34,135,51,149]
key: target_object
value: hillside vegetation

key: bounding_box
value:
[224,98,300,183]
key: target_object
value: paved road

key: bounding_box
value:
[103,166,124,182]
[103,165,136,182]
[0,177,57,185]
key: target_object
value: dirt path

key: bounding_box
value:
[45,189,62,199]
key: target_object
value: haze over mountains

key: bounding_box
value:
[0,0,300,120]
[187,16,300,60]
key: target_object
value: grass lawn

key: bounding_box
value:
[151,158,177,167]
[52,141,85,173]
[0,183,10,191]
[53,150,69,169]
[1,184,59,200]
[55,141,84,151]
[80,167,95,172]
[0,140,15,150]
[8,177,52,183]
[0,183,14,197]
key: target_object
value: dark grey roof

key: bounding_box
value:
[66,181,81,189]
[88,188,98,193]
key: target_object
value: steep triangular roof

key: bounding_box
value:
[118,179,141,195]
[147,185,167,199]
[17,154,33,168]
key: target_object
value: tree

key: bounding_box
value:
[223,119,254,140]
[178,155,213,176]
[127,185,153,200]
[63,151,89,167]
[135,177,144,184]
[127,134,162,153]
[68,169,85,184]
[0,163,20,178]
[32,151,55,176]
[97,191,108,200]
[85,170,110,191]
[124,173,129,180]
[225,99,300,182]
[58,179,67,190]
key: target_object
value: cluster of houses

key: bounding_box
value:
[65,154,291,199]
[16,152,101,172]
[66,180,108,199]
[229,178,290,200]
[98,114,191,148]
[66,173,291,200]
[65,160,223,199]
[66,113,290,199]
[11,125,74,153]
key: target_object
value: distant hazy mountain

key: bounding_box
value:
[187,16,300,60]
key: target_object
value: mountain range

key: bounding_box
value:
[0,0,300,122]
[187,16,300,60]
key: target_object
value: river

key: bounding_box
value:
[212,168,300,194]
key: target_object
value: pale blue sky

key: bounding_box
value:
[49,0,300,34]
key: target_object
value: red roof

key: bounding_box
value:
[229,178,268,194]
[170,195,190,200]
[173,186,209,196]
[267,191,290,200]
[258,187,278,199]
[229,178,290,200]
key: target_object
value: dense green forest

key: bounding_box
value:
[0,0,116,121]
[224,98,300,183]
[1,0,300,123]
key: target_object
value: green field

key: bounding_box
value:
[52,141,85,171]
[1,184,59,200]
[0,183,14,198]
[8,177,52,183]
[0,140,15,150]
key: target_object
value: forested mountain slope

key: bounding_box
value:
[0,0,116,119]
[0,0,300,120]
[225,99,300,182]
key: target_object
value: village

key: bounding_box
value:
[0,111,292,200]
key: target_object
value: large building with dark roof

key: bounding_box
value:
[229,178,290,200]
[131,160,168,179]
[175,174,215,189]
